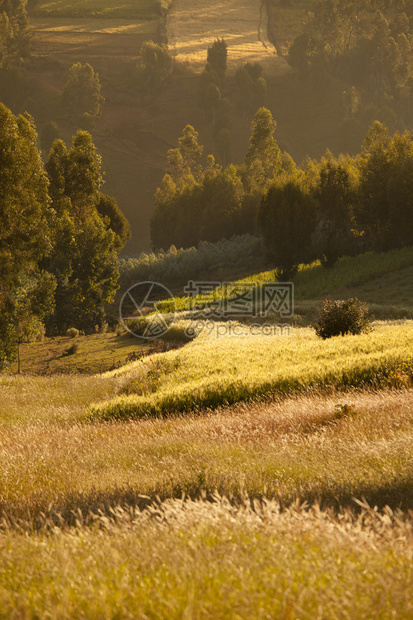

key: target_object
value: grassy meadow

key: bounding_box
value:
[1,497,412,618]
[88,322,413,421]
[1,374,413,616]
[3,0,413,612]
[2,267,413,615]
[156,246,413,316]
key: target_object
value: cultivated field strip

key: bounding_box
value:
[166,0,290,74]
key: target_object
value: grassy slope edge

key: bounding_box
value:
[88,322,413,421]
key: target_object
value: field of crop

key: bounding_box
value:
[167,0,290,75]
[33,0,159,19]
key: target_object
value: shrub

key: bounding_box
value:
[315,298,371,339]
[66,327,79,338]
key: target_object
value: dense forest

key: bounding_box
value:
[152,106,413,275]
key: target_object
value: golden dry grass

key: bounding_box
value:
[167,0,290,75]
[1,497,412,618]
[2,385,413,527]
[33,0,157,19]
[1,360,413,615]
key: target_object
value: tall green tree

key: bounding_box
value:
[312,154,357,266]
[0,103,54,368]
[139,40,172,91]
[0,0,31,68]
[244,107,282,193]
[96,193,131,250]
[235,63,267,114]
[206,38,227,81]
[259,175,316,279]
[0,103,52,290]
[63,62,104,126]
[46,131,123,332]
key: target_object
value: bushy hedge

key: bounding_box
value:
[119,235,264,287]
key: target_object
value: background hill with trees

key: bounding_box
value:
[6,0,413,253]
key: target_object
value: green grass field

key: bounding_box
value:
[155,246,413,321]
[33,0,160,19]
[12,332,178,375]
[89,322,413,421]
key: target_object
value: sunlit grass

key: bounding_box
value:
[1,498,412,619]
[33,0,159,19]
[2,361,413,615]
[0,373,116,425]
[157,246,413,314]
[89,322,413,421]
[2,388,413,526]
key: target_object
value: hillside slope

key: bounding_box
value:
[167,0,289,75]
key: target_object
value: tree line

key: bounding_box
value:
[152,107,413,277]
[0,0,30,69]
[288,0,413,131]
[0,102,130,369]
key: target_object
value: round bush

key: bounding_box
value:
[66,327,79,338]
[315,298,370,339]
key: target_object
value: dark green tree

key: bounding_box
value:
[235,63,267,114]
[244,107,282,193]
[96,193,131,250]
[0,103,55,368]
[0,103,52,291]
[259,175,316,278]
[206,38,227,81]
[63,62,104,126]
[312,155,357,266]
[46,131,122,332]
[139,40,172,91]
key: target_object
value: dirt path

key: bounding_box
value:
[166,0,289,75]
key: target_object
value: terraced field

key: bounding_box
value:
[31,18,157,64]
[167,0,290,74]
[32,0,158,18]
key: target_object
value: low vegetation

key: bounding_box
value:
[155,245,413,315]
[89,322,413,421]
[1,497,412,618]
[315,297,370,339]
[119,234,264,289]
[1,379,413,617]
